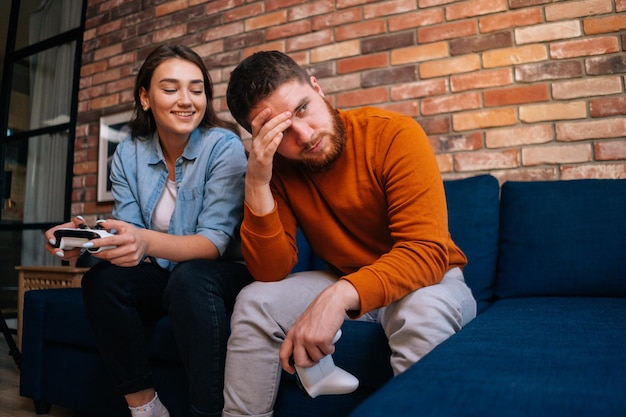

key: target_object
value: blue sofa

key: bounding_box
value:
[19,175,626,417]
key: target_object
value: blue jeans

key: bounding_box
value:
[82,259,253,417]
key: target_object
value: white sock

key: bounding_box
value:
[129,392,170,417]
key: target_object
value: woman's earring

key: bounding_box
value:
[143,105,149,112]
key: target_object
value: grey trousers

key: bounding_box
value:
[222,267,476,417]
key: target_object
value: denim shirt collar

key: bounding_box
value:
[146,129,203,166]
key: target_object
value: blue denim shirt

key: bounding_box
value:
[110,127,247,270]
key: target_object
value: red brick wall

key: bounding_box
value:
[75,0,626,218]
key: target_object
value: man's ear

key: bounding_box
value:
[310,76,325,97]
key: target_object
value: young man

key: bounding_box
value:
[223,51,476,417]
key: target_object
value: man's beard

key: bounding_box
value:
[298,101,346,173]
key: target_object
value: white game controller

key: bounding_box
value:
[293,329,359,398]
[53,226,116,253]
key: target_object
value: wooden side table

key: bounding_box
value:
[16,266,89,348]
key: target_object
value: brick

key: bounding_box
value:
[590,96,626,117]
[420,54,481,78]
[204,22,244,42]
[378,101,420,117]
[288,0,334,20]
[155,0,188,17]
[520,101,587,123]
[486,124,553,148]
[584,15,626,35]
[336,86,389,108]
[453,108,517,131]
[337,53,388,74]
[388,9,444,32]
[419,0,456,7]
[483,44,548,68]
[523,144,592,166]
[362,32,416,54]
[421,92,481,116]
[454,149,520,171]
[446,0,507,21]
[362,65,417,88]
[545,0,613,21]
[364,0,416,18]
[450,31,513,56]
[479,8,543,33]
[619,0,626,11]
[243,40,286,58]
[515,61,583,82]
[491,168,559,182]
[586,54,626,75]
[556,118,626,141]
[287,29,333,52]
[550,36,620,59]
[484,84,549,107]
[561,163,626,179]
[418,21,477,44]
[391,42,448,65]
[515,21,581,45]
[436,154,454,173]
[310,40,360,63]
[108,52,136,68]
[595,140,626,161]
[420,116,450,135]
[510,0,560,8]
[153,23,187,43]
[312,9,362,31]
[94,43,123,61]
[224,3,264,23]
[318,74,361,95]
[265,20,310,40]
[106,77,135,94]
[451,68,512,92]
[432,132,484,152]
[206,0,245,15]
[552,76,623,100]
[93,68,121,86]
[96,18,124,36]
[390,78,448,100]
[81,60,108,77]
[336,19,387,41]
[266,0,305,11]
[225,32,265,52]
[246,11,287,31]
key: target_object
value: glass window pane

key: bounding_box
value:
[2,140,28,224]
[2,132,68,228]
[15,0,83,50]
[8,41,76,133]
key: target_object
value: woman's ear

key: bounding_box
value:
[139,87,150,111]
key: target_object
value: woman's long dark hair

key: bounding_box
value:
[129,44,239,138]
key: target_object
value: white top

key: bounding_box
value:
[152,179,177,232]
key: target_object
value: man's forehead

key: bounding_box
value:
[251,79,312,118]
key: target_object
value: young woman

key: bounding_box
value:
[45,45,252,417]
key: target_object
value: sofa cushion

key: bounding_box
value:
[497,179,626,298]
[347,297,626,417]
[444,175,500,312]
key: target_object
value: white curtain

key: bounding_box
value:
[21,0,82,265]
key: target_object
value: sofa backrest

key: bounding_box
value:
[444,175,500,313]
[496,179,626,298]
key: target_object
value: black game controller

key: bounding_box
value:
[53,224,115,253]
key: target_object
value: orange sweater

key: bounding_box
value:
[241,107,467,316]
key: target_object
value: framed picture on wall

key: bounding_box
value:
[98,110,133,202]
